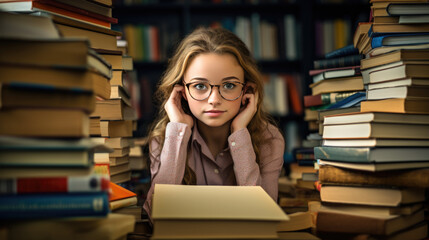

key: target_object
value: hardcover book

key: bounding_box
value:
[151,184,289,239]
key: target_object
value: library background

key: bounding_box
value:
[1,0,429,239]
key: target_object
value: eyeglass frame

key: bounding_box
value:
[183,81,246,101]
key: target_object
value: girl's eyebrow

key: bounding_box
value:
[190,76,240,82]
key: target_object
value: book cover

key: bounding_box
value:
[322,122,429,139]
[360,98,429,114]
[314,146,429,162]
[323,111,429,125]
[320,185,425,207]
[316,208,424,235]
[0,174,110,194]
[152,184,289,239]
[0,192,110,219]
[319,164,429,187]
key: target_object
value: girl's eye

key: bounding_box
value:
[193,83,208,90]
[223,82,237,90]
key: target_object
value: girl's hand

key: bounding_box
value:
[231,83,258,133]
[165,84,194,128]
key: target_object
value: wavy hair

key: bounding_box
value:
[148,27,275,184]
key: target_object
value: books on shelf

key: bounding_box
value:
[151,184,289,240]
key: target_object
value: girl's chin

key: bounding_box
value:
[197,119,232,128]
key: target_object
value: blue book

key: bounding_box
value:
[0,192,110,219]
[371,33,429,49]
[327,92,366,110]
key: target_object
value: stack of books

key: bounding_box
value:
[314,111,429,239]
[0,2,137,239]
[0,9,112,226]
[313,1,429,238]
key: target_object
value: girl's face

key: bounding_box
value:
[183,53,245,128]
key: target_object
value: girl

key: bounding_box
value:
[143,27,285,218]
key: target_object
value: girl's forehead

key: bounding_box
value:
[184,53,244,80]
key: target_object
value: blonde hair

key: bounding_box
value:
[148,27,276,184]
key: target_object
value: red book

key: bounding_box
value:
[0,174,110,194]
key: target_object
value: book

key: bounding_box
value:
[319,202,424,217]
[0,174,109,194]
[304,91,358,107]
[399,14,429,23]
[319,165,429,187]
[316,208,425,235]
[367,86,429,100]
[45,13,121,51]
[320,185,425,207]
[91,99,137,121]
[0,166,93,178]
[326,92,366,110]
[322,122,429,139]
[100,120,133,138]
[366,43,429,58]
[369,63,429,82]
[110,85,131,106]
[0,11,60,39]
[110,171,131,184]
[371,33,429,48]
[386,3,429,15]
[313,54,363,70]
[0,82,95,113]
[367,78,429,90]
[151,184,289,240]
[1,64,111,100]
[110,196,137,211]
[276,211,313,232]
[109,162,130,176]
[318,106,361,135]
[0,38,112,79]
[325,44,359,59]
[0,108,89,138]
[309,76,364,95]
[323,112,429,125]
[316,222,428,240]
[0,192,110,219]
[322,138,429,147]
[0,0,116,28]
[370,23,429,35]
[2,213,135,240]
[361,60,429,84]
[312,67,361,83]
[314,146,429,162]
[360,49,429,70]
[360,98,429,114]
[49,0,113,17]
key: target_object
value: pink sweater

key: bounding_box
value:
[143,122,285,218]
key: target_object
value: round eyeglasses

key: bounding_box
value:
[184,81,246,101]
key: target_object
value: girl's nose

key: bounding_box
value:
[207,86,222,105]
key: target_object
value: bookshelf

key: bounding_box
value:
[111,0,370,157]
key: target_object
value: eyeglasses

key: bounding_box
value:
[184,81,245,101]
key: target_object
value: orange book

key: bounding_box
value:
[109,181,136,201]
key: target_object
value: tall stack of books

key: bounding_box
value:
[0,2,137,238]
[314,1,429,239]
[0,11,111,219]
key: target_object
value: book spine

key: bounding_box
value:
[0,192,110,219]
[325,44,359,59]
[0,175,110,194]
[319,165,429,188]
[313,54,363,70]
[316,211,388,235]
[314,147,370,162]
